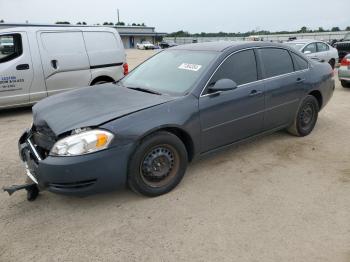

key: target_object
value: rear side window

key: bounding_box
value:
[210,49,258,86]
[316,42,329,52]
[291,52,308,71]
[0,34,22,63]
[259,48,294,78]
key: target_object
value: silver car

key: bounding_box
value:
[338,54,350,87]
[285,39,339,69]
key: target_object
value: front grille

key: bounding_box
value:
[49,179,97,190]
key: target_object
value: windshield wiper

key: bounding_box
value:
[126,86,162,95]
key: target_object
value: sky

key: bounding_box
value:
[0,0,349,33]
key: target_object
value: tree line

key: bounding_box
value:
[168,26,350,37]
[0,20,147,26]
[54,21,146,26]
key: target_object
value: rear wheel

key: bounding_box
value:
[341,80,350,88]
[287,95,319,137]
[128,131,188,197]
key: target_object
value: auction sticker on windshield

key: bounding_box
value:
[178,63,202,71]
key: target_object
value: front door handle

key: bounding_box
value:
[249,90,263,97]
[16,64,30,70]
[51,59,58,69]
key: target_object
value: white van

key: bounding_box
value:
[0,24,127,109]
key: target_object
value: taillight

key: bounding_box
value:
[340,57,350,66]
[123,63,129,75]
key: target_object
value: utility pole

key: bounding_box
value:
[117,9,120,23]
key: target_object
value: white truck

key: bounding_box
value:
[0,25,128,109]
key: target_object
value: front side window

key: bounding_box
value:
[0,34,22,63]
[316,42,329,52]
[121,50,218,96]
[303,43,317,54]
[259,48,294,78]
[209,49,258,86]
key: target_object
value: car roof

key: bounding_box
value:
[287,39,326,44]
[171,41,290,52]
[0,24,118,33]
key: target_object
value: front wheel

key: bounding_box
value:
[128,131,188,197]
[287,95,319,137]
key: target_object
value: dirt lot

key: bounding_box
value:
[0,49,349,262]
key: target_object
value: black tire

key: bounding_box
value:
[328,59,335,69]
[341,80,350,88]
[128,131,188,197]
[287,95,319,137]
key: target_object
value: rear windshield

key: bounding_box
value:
[285,42,305,51]
[121,50,218,96]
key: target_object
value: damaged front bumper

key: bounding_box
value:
[11,128,131,196]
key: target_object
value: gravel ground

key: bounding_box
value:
[0,49,349,262]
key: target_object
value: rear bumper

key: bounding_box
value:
[338,66,350,81]
[18,130,132,196]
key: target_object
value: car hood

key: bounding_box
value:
[32,83,175,136]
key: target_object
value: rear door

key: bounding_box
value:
[199,49,265,152]
[0,32,33,107]
[316,42,330,62]
[38,31,91,95]
[257,48,304,130]
[83,31,125,81]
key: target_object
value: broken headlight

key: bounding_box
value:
[50,129,114,156]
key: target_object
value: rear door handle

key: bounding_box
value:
[16,64,30,70]
[296,78,305,83]
[51,59,58,69]
[249,90,263,97]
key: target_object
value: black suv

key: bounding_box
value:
[335,33,350,61]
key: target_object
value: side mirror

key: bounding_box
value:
[208,79,237,93]
[303,50,311,54]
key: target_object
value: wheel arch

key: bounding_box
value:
[137,125,195,162]
[328,58,336,69]
[90,75,115,85]
[308,90,323,110]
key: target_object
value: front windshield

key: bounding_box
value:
[344,33,350,41]
[285,42,305,51]
[121,50,218,96]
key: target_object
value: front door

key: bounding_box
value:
[0,32,33,107]
[38,31,91,96]
[316,42,330,62]
[199,49,265,152]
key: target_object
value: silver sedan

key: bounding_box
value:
[338,54,350,87]
[285,39,339,69]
